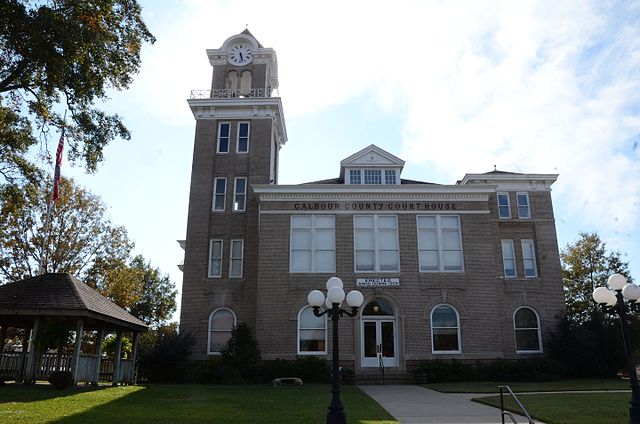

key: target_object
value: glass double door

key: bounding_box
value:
[361,319,397,368]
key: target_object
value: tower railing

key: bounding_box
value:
[190,88,273,99]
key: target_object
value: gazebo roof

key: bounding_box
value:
[0,273,148,332]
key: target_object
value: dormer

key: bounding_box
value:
[340,145,405,185]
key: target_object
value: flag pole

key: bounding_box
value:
[39,112,66,275]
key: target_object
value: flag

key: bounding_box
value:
[52,129,65,203]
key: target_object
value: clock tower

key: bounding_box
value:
[180,30,287,359]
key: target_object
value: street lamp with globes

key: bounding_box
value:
[592,273,640,424]
[307,277,364,424]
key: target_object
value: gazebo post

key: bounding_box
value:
[130,331,139,384]
[93,328,105,386]
[70,319,84,385]
[112,330,123,386]
[0,324,7,351]
[23,318,40,385]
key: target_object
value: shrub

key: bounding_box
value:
[296,356,330,383]
[48,371,73,389]
[414,358,561,383]
[137,323,195,383]
[221,323,261,371]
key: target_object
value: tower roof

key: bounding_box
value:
[240,28,263,48]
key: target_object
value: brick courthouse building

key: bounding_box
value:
[179,30,566,371]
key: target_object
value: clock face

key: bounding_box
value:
[228,44,253,66]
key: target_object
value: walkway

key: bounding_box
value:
[359,384,541,424]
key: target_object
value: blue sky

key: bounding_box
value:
[58,0,639,320]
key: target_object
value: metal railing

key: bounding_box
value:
[498,385,535,424]
[377,344,385,385]
[190,88,272,99]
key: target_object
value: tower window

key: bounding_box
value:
[217,122,230,153]
[229,239,244,278]
[208,239,223,278]
[501,240,516,278]
[517,193,531,219]
[497,193,511,219]
[233,177,247,212]
[237,122,250,153]
[240,71,252,95]
[212,177,227,211]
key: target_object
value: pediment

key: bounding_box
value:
[340,145,405,168]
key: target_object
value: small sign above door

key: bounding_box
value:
[356,278,400,287]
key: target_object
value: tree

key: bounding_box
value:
[0,0,155,185]
[560,232,633,325]
[0,177,133,282]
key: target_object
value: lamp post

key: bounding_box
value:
[593,273,640,424]
[307,277,364,424]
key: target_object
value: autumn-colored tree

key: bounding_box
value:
[0,0,155,185]
[0,177,132,281]
[560,232,633,325]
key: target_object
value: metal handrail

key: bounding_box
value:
[498,385,535,424]
[377,344,385,385]
[189,88,271,99]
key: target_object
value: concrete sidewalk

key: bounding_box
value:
[360,384,540,424]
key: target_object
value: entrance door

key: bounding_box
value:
[362,319,397,367]
[361,299,398,368]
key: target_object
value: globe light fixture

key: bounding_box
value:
[307,277,364,424]
[592,273,640,424]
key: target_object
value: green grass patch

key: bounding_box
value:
[425,378,630,393]
[0,383,398,424]
[474,392,629,424]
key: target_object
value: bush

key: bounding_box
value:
[48,371,73,389]
[296,356,330,383]
[221,323,261,371]
[137,323,195,383]
[414,358,561,383]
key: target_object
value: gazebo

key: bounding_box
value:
[0,273,148,385]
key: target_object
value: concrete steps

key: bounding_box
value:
[354,371,414,385]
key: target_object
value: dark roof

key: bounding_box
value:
[0,273,147,331]
[481,169,524,175]
[400,178,437,185]
[240,28,264,48]
[300,178,437,185]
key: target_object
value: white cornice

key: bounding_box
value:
[188,97,287,145]
[459,173,558,191]
[252,184,492,202]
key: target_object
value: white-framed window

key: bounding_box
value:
[385,170,397,185]
[501,240,517,278]
[212,177,227,211]
[517,192,531,219]
[297,306,327,354]
[364,169,382,184]
[233,177,247,212]
[513,307,542,353]
[497,192,511,219]
[290,215,336,273]
[521,240,538,278]
[229,239,244,278]
[349,169,362,184]
[208,308,236,355]
[237,122,250,153]
[431,304,461,353]
[354,215,399,272]
[217,122,230,153]
[417,215,464,272]
[208,239,223,278]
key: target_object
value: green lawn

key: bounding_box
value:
[425,378,630,393]
[474,392,629,424]
[0,384,398,424]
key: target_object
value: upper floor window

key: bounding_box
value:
[237,122,250,153]
[229,239,244,278]
[233,177,247,212]
[364,169,382,184]
[514,307,542,353]
[349,169,361,184]
[212,177,227,211]
[354,215,399,272]
[385,170,397,185]
[497,193,510,219]
[208,308,236,354]
[290,215,336,273]
[298,306,327,354]
[208,239,223,278]
[521,240,538,278]
[517,193,531,219]
[431,304,461,353]
[501,240,516,278]
[217,122,230,153]
[417,215,463,272]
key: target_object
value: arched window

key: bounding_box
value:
[240,70,252,95]
[430,304,461,353]
[208,308,236,355]
[226,71,238,93]
[298,306,326,354]
[514,307,542,353]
